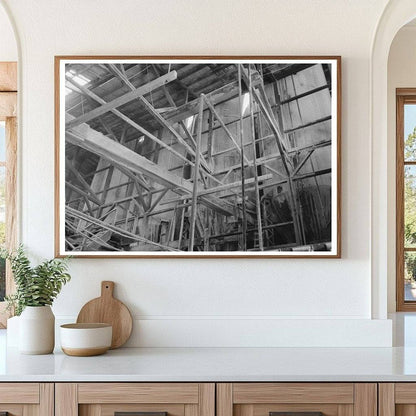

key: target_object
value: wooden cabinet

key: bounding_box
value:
[0,381,387,416]
[217,383,377,416]
[0,383,53,416]
[55,383,215,416]
[379,383,416,416]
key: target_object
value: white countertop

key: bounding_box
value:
[1,328,416,382]
[4,313,416,382]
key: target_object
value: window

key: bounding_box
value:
[397,89,416,310]
[0,121,5,300]
[0,61,17,327]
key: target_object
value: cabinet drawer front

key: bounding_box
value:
[78,383,200,404]
[0,383,39,404]
[79,403,186,416]
[395,384,416,404]
[240,404,339,416]
[233,384,354,404]
[218,383,376,416]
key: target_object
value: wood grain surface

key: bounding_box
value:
[233,383,354,404]
[0,62,17,92]
[77,383,199,404]
[77,281,133,348]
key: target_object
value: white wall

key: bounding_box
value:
[0,3,17,61]
[0,0,393,346]
[387,25,416,313]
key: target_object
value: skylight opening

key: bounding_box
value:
[241,92,250,116]
[65,70,91,96]
[66,70,90,86]
[185,115,195,129]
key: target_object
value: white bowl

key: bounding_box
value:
[60,323,112,356]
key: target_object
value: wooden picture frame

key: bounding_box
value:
[55,56,341,258]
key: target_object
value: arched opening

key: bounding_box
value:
[0,0,19,327]
[371,0,416,320]
[387,20,416,314]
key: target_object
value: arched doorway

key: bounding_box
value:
[371,0,416,319]
[0,0,18,327]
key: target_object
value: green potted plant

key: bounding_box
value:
[1,245,71,354]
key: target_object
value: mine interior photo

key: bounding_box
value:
[64,61,333,253]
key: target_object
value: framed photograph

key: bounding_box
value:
[55,56,341,258]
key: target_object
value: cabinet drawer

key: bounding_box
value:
[0,383,53,416]
[78,383,200,404]
[56,383,215,416]
[379,383,416,416]
[217,383,376,416]
[0,383,39,404]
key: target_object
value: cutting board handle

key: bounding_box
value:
[101,281,115,298]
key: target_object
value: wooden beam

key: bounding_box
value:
[139,94,211,173]
[109,65,193,152]
[214,151,285,176]
[213,139,330,175]
[66,126,187,190]
[292,149,315,176]
[140,95,197,153]
[284,115,332,134]
[239,65,291,174]
[66,70,178,129]
[264,63,315,81]
[189,97,204,251]
[84,188,166,215]
[203,95,251,165]
[132,180,149,211]
[0,62,17,92]
[154,67,197,149]
[65,181,102,206]
[164,81,239,124]
[66,77,228,193]
[66,123,233,216]
[162,174,273,204]
[66,206,179,251]
[280,83,330,105]
[66,77,195,169]
[200,174,272,197]
[66,220,120,251]
[66,157,103,203]
[147,188,169,213]
[240,64,304,244]
[108,64,212,174]
[248,65,264,250]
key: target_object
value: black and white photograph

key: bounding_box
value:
[56,57,341,257]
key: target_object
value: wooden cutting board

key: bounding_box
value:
[76,281,133,349]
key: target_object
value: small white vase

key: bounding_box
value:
[19,306,55,354]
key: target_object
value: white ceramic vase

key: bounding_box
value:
[19,306,55,354]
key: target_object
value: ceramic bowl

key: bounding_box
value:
[60,323,112,356]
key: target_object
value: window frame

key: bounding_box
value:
[396,88,416,311]
[0,62,17,327]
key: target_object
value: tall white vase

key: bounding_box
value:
[19,306,55,354]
